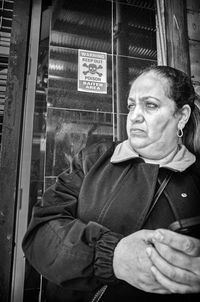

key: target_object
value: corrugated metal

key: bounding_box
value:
[49,0,157,88]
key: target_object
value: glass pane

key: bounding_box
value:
[112,0,157,59]
[48,47,113,111]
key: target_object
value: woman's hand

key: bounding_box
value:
[113,230,170,293]
[146,229,200,293]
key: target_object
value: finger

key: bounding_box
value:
[146,246,200,285]
[149,287,171,294]
[152,229,200,256]
[151,265,199,294]
[154,241,200,275]
[154,242,192,269]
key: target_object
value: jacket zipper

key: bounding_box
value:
[90,285,108,302]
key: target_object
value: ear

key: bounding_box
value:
[178,104,191,129]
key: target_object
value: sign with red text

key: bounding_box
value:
[78,49,107,94]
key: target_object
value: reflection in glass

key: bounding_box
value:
[45,108,118,189]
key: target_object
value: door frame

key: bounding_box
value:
[11,1,42,302]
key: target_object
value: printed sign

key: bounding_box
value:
[78,49,107,94]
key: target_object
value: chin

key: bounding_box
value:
[128,137,148,150]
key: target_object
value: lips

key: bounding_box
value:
[130,128,145,132]
[130,128,146,136]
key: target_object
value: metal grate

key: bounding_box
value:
[0,0,14,149]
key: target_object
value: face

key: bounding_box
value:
[126,72,183,159]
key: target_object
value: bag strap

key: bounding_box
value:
[143,171,173,225]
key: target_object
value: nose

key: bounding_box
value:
[129,105,144,123]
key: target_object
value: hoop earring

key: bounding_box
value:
[177,128,183,138]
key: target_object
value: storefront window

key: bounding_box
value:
[24,0,157,300]
[45,0,157,188]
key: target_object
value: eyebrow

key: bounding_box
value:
[128,96,160,102]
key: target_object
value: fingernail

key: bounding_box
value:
[184,239,193,254]
[146,247,152,256]
[154,231,164,242]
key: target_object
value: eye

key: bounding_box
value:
[145,102,158,110]
[127,103,135,111]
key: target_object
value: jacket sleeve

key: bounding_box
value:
[22,147,123,291]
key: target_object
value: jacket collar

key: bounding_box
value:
[110,140,196,172]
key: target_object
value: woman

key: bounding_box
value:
[22,66,200,302]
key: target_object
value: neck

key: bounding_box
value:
[140,145,179,165]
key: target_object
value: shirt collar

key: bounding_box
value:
[110,140,196,172]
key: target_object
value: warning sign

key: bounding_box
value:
[78,49,107,94]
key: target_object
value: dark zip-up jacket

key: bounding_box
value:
[22,141,200,302]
